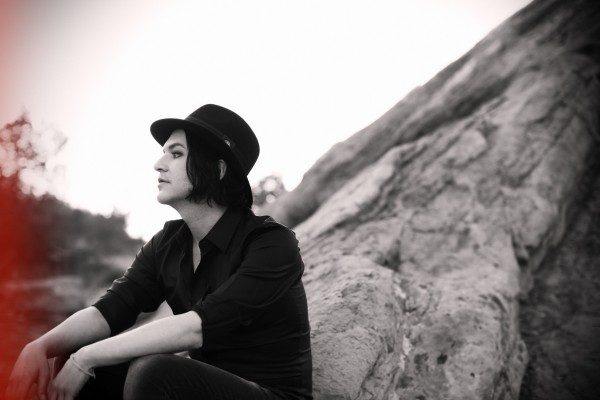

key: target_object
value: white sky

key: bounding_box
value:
[4,0,531,240]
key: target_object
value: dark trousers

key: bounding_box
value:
[76,354,286,400]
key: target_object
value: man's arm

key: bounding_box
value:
[39,306,112,358]
[46,311,203,400]
[6,306,110,400]
[75,310,203,368]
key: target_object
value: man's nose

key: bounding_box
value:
[154,154,167,172]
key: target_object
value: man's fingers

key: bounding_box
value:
[37,362,50,399]
[48,387,55,400]
[6,374,27,400]
[48,381,58,400]
[7,383,27,400]
[5,381,17,400]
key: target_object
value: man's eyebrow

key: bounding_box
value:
[164,142,186,152]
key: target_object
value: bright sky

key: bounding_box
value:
[4,0,531,240]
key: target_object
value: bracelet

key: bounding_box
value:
[70,354,95,379]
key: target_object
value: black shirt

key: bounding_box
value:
[93,207,312,399]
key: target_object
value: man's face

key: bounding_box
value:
[154,129,193,207]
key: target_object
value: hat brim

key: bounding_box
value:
[150,118,253,206]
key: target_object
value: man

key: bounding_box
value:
[7,104,313,400]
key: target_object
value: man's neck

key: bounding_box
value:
[176,201,228,244]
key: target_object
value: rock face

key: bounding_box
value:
[519,168,600,399]
[264,0,600,398]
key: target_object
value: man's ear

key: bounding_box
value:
[218,160,227,180]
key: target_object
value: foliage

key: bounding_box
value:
[26,194,144,280]
[0,115,143,281]
[0,115,37,192]
[252,174,288,210]
[0,114,65,195]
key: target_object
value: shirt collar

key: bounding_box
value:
[174,220,191,249]
[172,207,243,253]
[202,207,243,253]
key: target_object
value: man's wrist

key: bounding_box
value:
[26,339,49,357]
[75,346,94,368]
[69,352,96,379]
[72,347,96,378]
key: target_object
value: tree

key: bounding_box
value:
[0,115,54,279]
[0,115,65,195]
[252,174,288,211]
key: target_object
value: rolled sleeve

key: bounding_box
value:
[193,226,303,340]
[93,233,166,335]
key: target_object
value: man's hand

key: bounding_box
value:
[48,355,91,400]
[5,342,51,400]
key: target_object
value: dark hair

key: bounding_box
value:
[184,131,251,208]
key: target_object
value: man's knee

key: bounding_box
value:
[124,354,172,399]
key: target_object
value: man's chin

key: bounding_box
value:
[156,194,170,205]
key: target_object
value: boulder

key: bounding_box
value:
[519,160,600,399]
[264,0,600,398]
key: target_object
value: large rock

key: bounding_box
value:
[519,162,600,399]
[265,0,600,398]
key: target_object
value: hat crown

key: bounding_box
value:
[186,104,259,174]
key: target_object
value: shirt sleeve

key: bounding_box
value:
[193,224,304,340]
[93,229,166,335]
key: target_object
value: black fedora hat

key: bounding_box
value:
[150,104,259,205]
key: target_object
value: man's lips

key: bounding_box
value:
[158,178,170,188]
